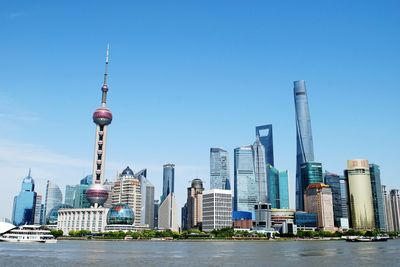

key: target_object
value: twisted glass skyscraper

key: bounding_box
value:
[294,80,315,211]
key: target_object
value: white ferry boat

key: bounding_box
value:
[0,223,57,243]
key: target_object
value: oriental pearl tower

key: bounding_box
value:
[86,45,113,208]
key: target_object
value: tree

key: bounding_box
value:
[50,229,63,238]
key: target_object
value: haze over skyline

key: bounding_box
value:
[1,1,399,219]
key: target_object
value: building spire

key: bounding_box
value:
[101,44,110,105]
[28,168,31,177]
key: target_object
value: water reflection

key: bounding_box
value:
[0,240,399,267]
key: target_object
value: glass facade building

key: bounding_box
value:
[12,171,37,226]
[266,164,289,209]
[64,185,77,207]
[324,172,348,227]
[234,146,257,213]
[253,137,267,203]
[255,124,274,166]
[369,164,386,231]
[294,80,315,211]
[300,162,323,200]
[44,180,63,220]
[295,212,318,228]
[73,184,91,208]
[161,164,175,204]
[210,148,230,190]
[34,194,43,225]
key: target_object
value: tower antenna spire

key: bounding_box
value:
[103,43,109,85]
[101,44,110,105]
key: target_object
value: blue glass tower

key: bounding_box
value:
[369,164,386,231]
[255,124,274,166]
[300,162,323,195]
[161,164,175,204]
[294,80,315,211]
[210,148,230,190]
[12,170,37,226]
[324,172,346,227]
[233,146,257,213]
[266,165,289,209]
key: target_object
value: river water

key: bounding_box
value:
[0,239,398,266]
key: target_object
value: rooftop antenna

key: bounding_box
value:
[101,44,110,105]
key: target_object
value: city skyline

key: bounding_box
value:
[1,1,400,219]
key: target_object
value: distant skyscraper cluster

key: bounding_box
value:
[7,51,399,237]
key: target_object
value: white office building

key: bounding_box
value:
[202,189,232,232]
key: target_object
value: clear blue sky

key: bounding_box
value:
[1,1,399,219]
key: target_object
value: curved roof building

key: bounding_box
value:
[44,180,63,219]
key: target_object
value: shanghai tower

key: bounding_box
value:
[85,46,113,208]
[294,80,314,211]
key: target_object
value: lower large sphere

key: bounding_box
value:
[93,107,113,126]
[86,184,109,206]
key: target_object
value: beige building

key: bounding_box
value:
[186,179,204,230]
[158,192,179,232]
[345,159,375,230]
[112,167,142,225]
[304,183,335,230]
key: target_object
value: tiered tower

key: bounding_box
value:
[86,46,113,207]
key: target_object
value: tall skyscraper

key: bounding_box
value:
[382,185,392,231]
[210,148,230,190]
[158,164,179,231]
[161,164,175,204]
[34,194,43,225]
[185,179,204,230]
[300,162,323,202]
[158,192,179,232]
[324,172,349,227]
[369,164,386,231]
[136,169,155,227]
[253,136,267,204]
[134,168,155,228]
[266,165,289,209]
[112,166,142,225]
[234,145,257,213]
[44,180,63,221]
[345,159,375,230]
[389,189,400,231]
[153,200,160,229]
[255,124,274,166]
[294,80,315,211]
[304,183,335,230]
[202,189,232,232]
[85,45,113,208]
[12,170,37,226]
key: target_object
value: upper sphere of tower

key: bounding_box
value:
[93,107,113,126]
